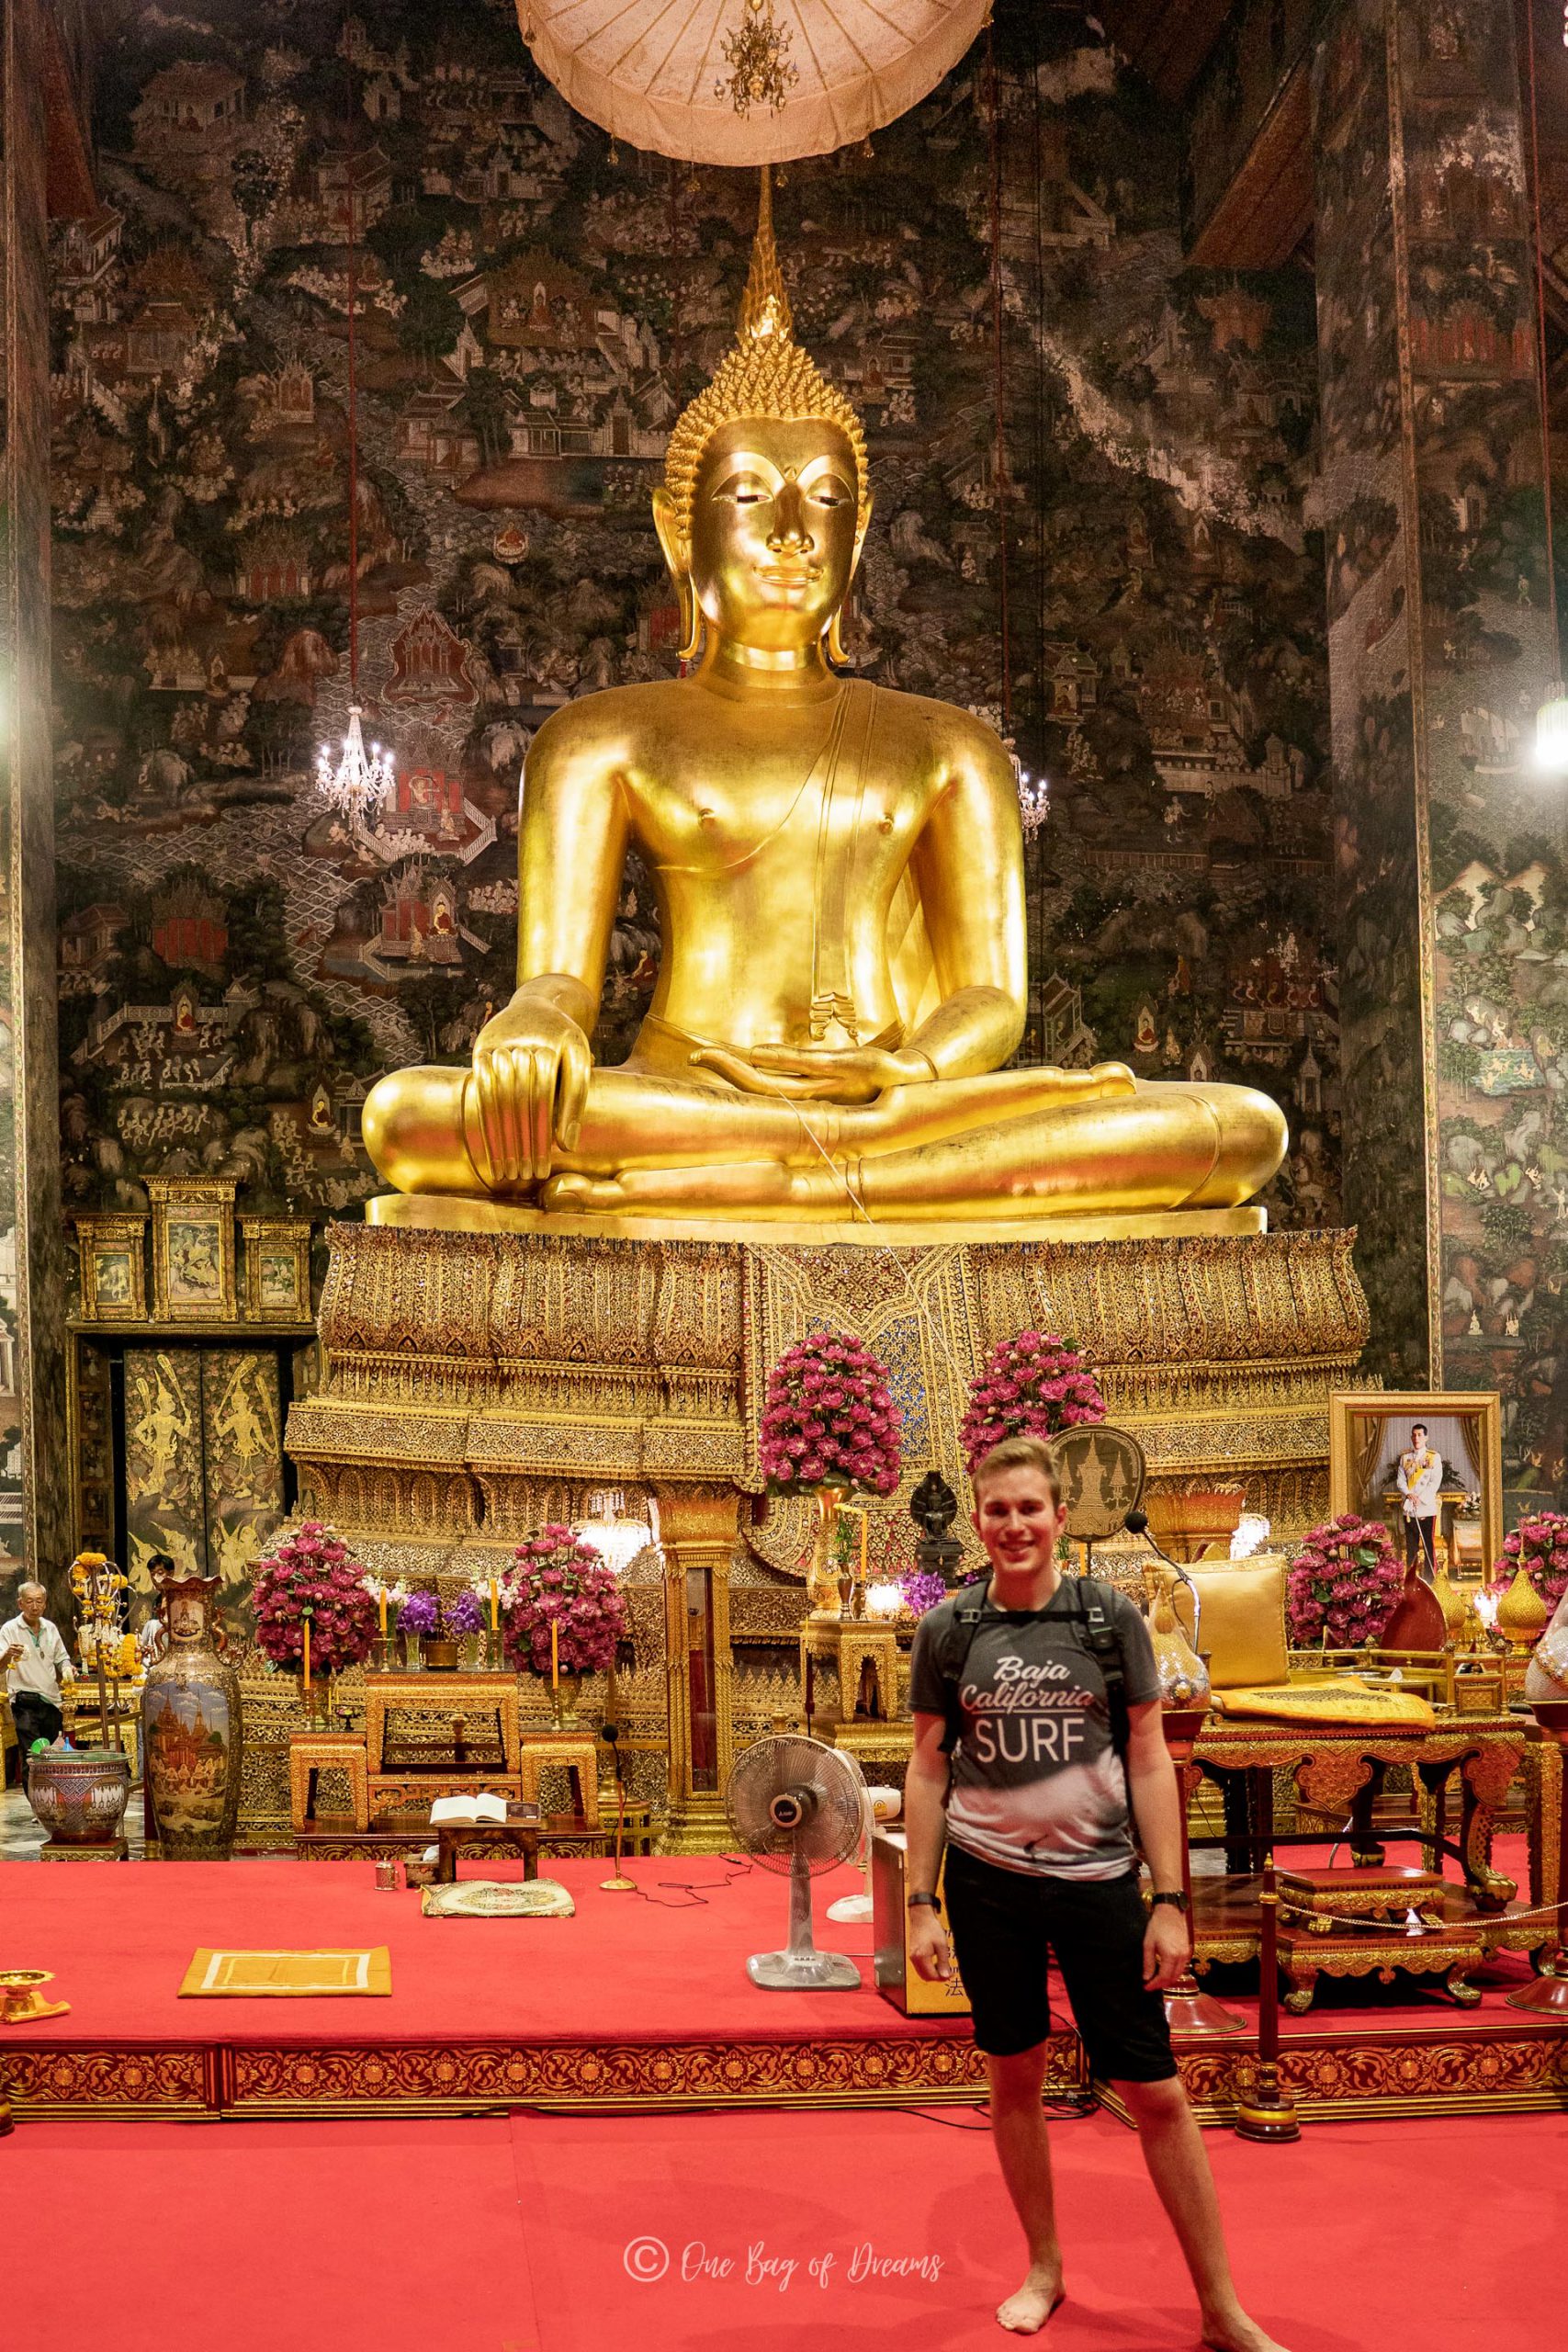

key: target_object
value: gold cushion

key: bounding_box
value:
[1171,1555,1289,1690]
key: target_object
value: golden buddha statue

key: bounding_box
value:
[365,180,1285,1229]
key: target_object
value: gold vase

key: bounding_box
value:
[1428,1558,1466,1641]
[1147,1568,1212,1710]
[807,1487,844,1622]
[550,1669,582,1729]
[1497,1562,1550,1652]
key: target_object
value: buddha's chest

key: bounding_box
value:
[630,734,927,879]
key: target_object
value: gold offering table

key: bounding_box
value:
[288,1216,1368,1838]
[362,1669,523,1815]
[1185,1711,1555,1973]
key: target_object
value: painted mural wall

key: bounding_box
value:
[1314,0,1568,1497]
[48,3,1337,1272]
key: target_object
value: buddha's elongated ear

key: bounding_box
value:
[825,493,874,669]
[652,484,685,588]
[652,484,703,662]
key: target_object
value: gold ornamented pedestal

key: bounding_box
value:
[286,1213,1369,1844]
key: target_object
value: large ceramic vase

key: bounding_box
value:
[141,1566,243,1859]
[27,1747,132,1850]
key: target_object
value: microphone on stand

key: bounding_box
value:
[1123,1508,1202,1655]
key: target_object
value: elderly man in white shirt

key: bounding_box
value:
[1396,1423,1443,1578]
[2,1580,75,1765]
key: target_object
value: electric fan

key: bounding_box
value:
[826,1756,902,1926]
[725,1735,865,1990]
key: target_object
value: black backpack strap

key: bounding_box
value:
[934,1580,988,1756]
[1064,1575,1130,1760]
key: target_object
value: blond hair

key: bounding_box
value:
[660,167,869,558]
[970,1434,1065,1508]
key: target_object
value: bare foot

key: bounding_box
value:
[1201,2310,1292,2352]
[997,2268,1065,2335]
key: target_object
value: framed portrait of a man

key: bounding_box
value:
[1328,1391,1501,1584]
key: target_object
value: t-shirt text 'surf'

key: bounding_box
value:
[909,1583,1160,1881]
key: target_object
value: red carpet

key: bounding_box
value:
[10,2105,1563,2352]
[0,1852,924,2046]
[1,1841,1547,2049]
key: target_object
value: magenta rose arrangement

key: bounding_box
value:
[758,1329,902,1498]
[959,1329,1106,1473]
[1286,1515,1403,1648]
[1496,1511,1568,1614]
[501,1524,627,1675]
[252,1521,378,1672]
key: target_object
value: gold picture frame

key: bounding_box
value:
[148,1179,237,1324]
[241,1216,313,1324]
[1328,1390,1503,1583]
[74,1215,147,1322]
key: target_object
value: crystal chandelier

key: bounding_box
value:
[316,705,395,818]
[316,10,393,818]
[716,0,798,118]
[571,1488,659,1574]
[1014,755,1050,837]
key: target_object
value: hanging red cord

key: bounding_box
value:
[985,19,1011,727]
[1526,0,1561,673]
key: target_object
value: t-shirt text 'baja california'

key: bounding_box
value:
[909,1583,1160,1881]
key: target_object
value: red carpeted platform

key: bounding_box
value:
[11,2106,1566,2352]
[0,1853,1010,2118]
[4,1848,1565,2123]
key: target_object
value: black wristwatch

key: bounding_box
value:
[907,1892,942,1911]
[1149,1890,1189,1914]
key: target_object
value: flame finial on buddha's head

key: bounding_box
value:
[660,165,871,560]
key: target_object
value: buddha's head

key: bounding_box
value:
[654,172,872,662]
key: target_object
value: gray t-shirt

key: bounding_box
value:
[909,1581,1159,1881]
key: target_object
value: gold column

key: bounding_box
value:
[653,1487,739,1848]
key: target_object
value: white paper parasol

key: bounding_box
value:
[514,0,989,164]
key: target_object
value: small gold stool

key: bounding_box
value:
[289,1731,371,1832]
[519,1732,601,1827]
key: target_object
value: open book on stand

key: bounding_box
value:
[429,1792,509,1826]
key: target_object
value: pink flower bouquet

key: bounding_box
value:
[252,1521,378,1672]
[1286,1515,1403,1648]
[758,1329,902,1498]
[959,1329,1106,1473]
[501,1524,627,1676]
[1496,1511,1568,1613]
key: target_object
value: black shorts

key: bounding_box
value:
[942,1842,1177,2082]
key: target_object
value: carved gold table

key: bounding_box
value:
[363,1671,521,1776]
[288,1732,370,1833]
[1192,1712,1529,1915]
[1275,1915,1486,2014]
[801,1621,901,1724]
[519,1731,601,1827]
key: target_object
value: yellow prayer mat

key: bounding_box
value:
[178,1947,392,1997]
[1210,1679,1437,1732]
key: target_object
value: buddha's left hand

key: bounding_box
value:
[691,1040,934,1103]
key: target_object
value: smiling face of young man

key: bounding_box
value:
[971,1464,1069,1606]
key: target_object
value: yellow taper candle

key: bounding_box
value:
[378,1589,388,1637]
[489,1577,499,1633]
[550,1615,558,1693]
[302,1613,311,1695]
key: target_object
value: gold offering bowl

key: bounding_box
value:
[0,1968,71,2024]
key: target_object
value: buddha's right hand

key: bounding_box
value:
[469,991,592,1185]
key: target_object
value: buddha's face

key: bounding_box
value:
[682,417,862,651]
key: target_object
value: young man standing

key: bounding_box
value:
[905,1435,1288,2348]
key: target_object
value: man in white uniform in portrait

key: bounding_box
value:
[1396,1422,1442,1578]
